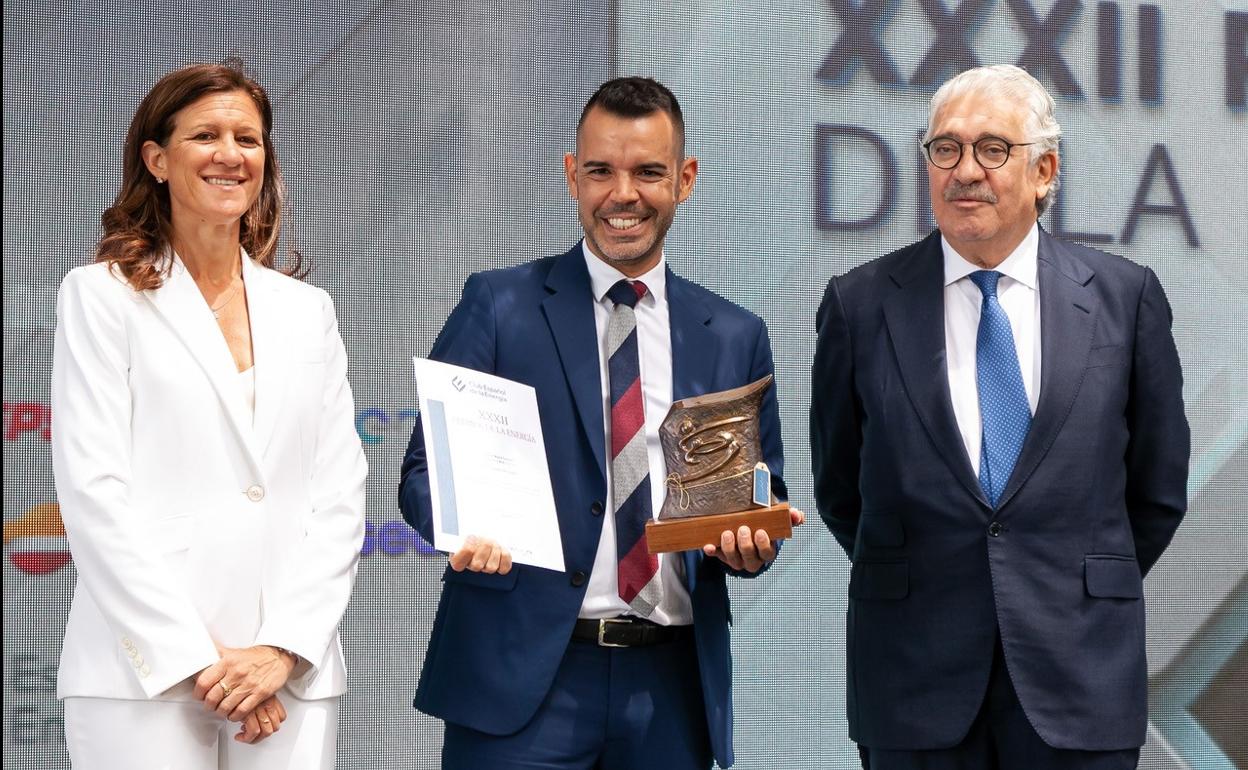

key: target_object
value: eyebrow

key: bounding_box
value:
[580,160,671,172]
[181,121,261,133]
[931,132,1011,142]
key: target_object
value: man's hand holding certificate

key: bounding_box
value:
[412,358,565,572]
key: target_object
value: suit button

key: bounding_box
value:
[245,485,265,502]
[590,501,604,517]
[127,648,138,659]
[988,521,1003,537]
[570,570,587,587]
[138,665,151,678]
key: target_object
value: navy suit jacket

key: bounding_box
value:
[811,229,1188,751]
[400,243,786,768]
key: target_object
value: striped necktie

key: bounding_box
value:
[606,279,661,616]
[969,270,1032,507]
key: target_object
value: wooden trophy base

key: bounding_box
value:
[645,503,792,554]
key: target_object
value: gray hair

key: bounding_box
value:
[924,64,1062,215]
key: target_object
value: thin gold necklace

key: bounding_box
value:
[209,281,242,318]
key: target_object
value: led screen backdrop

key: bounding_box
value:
[4,1,1245,768]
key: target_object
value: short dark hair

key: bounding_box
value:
[577,77,685,154]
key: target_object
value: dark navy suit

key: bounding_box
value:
[400,243,786,768]
[811,230,1188,754]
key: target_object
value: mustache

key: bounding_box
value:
[598,206,652,218]
[944,182,997,204]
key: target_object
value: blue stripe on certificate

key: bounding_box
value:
[427,399,459,535]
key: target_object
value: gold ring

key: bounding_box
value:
[219,681,232,697]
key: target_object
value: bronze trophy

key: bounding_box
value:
[645,375,791,553]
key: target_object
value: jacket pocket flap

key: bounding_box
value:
[849,560,908,600]
[1084,555,1142,598]
[442,565,519,592]
[860,513,905,548]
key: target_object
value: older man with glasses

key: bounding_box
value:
[811,64,1189,770]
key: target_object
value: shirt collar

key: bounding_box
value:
[582,240,667,304]
[941,223,1039,290]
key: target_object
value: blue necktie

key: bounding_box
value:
[969,270,1031,507]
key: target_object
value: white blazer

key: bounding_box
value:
[51,253,367,702]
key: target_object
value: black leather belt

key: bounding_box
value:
[572,617,692,648]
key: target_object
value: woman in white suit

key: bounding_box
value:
[51,61,367,769]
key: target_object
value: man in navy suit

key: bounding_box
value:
[401,77,801,769]
[811,65,1188,769]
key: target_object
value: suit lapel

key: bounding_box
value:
[667,270,717,402]
[243,257,294,460]
[668,271,715,593]
[142,254,263,473]
[996,232,1097,510]
[541,246,608,483]
[882,235,987,505]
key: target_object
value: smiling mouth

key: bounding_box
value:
[605,216,643,231]
[205,178,244,187]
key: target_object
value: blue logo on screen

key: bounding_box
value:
[361,520,437,557]
[355,407,419,445]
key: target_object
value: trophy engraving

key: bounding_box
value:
[646,375,791,553]
[660,382,766,520]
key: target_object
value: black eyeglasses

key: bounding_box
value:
[922,136,1035,170]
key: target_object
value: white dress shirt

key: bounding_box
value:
[578,242,693,625]
[943,224,1043,475]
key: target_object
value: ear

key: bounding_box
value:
[676,156,698,203]
[1033,150,1059,204]
[563,152,577,199]
[141,140,167,183]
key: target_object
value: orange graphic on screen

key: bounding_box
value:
[3,503,71,575]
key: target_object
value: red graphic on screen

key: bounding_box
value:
[3,401,52,442]
[3,503,71,575]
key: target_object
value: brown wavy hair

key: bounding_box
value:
[96,59,305,290]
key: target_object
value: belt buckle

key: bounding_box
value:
[597,618,630,648]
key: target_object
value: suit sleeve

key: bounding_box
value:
[255,291,367,680]
[720,316,787,580]
[1124,268,1189,576]
[811,276,863,558]
[755,319,788,505]
[51,268,218,697]
[399,273,498,544]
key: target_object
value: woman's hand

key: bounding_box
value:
[193,645,297,721]
[234,694,288,744]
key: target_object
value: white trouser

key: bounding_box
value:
[63,693,338,770]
